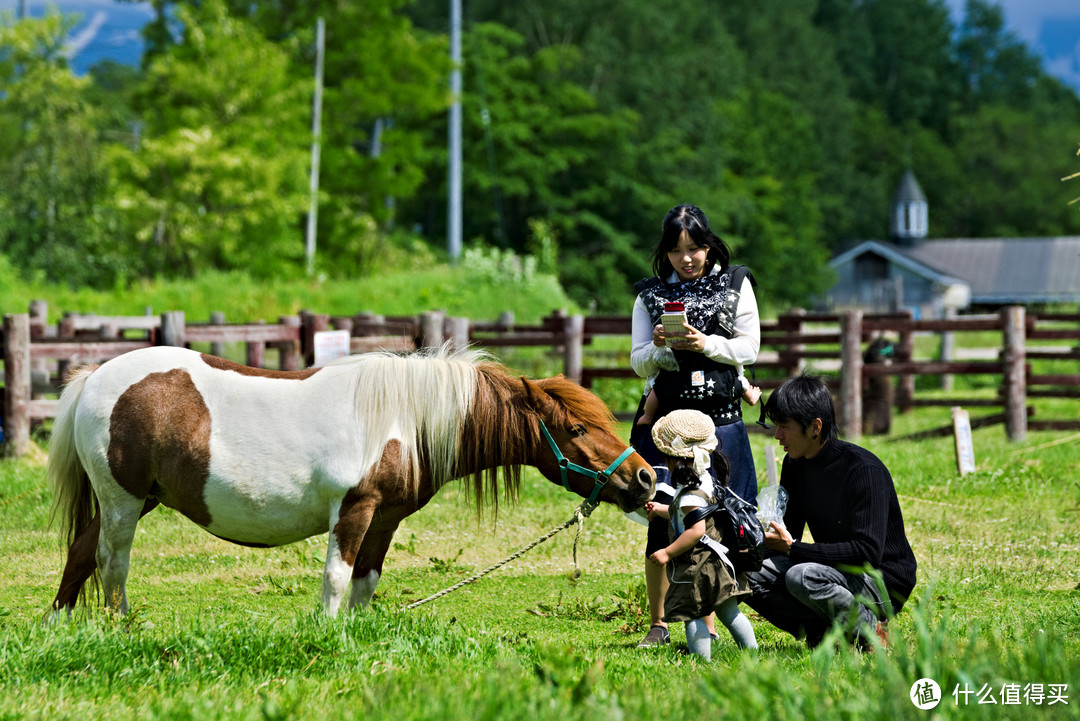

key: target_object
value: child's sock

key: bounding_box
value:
[717,598,758,649]
[685,618,712,661]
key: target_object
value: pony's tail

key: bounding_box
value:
[47,366,99,554]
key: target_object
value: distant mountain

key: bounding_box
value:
[1,0,151,74]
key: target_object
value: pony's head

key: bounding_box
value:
[517,375,655,513]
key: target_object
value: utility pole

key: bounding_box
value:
[447,0,462,263]
[305,18,325,277]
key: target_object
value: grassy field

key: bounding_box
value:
[1,400,1078,720]
[0,253,576,327]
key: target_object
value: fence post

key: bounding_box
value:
[896,307,915,411]
[28,300,48,338]
[419,310,445,348]
[28,301,49,401]
[330,316,354,334]
[448,316,470,353]
[563,314,584,384]
[160,311,186,347]
[277,315,303,371]
[789,308,807,376]
[939,306,956,391]
[300,310,329,366]
[839,309,863,440]
[246,320,266,368]
[209,311,226,357]
[2,314,31,457]
[1002,305,1027,442]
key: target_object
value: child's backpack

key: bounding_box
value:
[713,486,766,573]
[681,487,766,574]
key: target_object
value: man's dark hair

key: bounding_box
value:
[763,374,838,442]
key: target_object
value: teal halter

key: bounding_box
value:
[538,421,638,506]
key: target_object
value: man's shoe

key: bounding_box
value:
[855,621,889,652]
[637,625,671,648]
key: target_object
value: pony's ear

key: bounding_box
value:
[520,376,557,415]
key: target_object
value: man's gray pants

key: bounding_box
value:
[743,555,888,645]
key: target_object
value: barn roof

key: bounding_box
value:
[829,240,966,286]
[903,237,1080,304]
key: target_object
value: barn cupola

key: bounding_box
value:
[889,169,928,246]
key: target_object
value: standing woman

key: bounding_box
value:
[629,203,761,648]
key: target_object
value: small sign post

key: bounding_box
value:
[313,329,350,366]
[951,406,976,475]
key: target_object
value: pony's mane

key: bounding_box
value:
[338,346,617,513]
[532,375,619,435]
[456,366,618,516]
[340,347,486,493]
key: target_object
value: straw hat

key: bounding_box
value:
[651,409,717,475]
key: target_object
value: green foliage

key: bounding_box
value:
[0,10,129,288]
[107,0,311,278]
[5,0,1080,310]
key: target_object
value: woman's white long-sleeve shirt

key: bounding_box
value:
[630,268,761,383]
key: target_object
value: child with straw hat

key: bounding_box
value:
[645,409,758,659]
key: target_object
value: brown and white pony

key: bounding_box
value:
[47,346,655,617]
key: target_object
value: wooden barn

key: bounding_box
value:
[825,170,1080,316]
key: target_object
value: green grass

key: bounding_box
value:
[0,255,576,327]
[1,414,1079,719]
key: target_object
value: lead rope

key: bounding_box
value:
[403,499,597,611]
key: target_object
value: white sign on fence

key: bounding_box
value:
[313,330,351,366]
[951,406,976,476]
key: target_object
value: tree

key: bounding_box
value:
[818,0,961,135]
[107,0,311,278]
[946,105,1080,237]
[710,87,833,308]
[204,0,450,277]
[955,0,1080,120]
[0,10,127,287]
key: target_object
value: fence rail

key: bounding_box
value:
[3,302,1079,457]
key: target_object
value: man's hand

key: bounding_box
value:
[764,520,794,554]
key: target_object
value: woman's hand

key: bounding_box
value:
[653,322,705,352]
[671,323,706,352]
[651,324,667,348]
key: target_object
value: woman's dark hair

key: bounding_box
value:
[668,450,731,490]
[763,374,838,442]
[651,204,731,279]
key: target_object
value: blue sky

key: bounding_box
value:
[944,0,1080,90]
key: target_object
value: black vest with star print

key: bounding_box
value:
[634,265,755,426]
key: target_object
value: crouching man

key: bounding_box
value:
[744,374,917,649]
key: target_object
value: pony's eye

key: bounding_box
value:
[570,424,588,438]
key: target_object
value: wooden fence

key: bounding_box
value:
[3,303,1079,457]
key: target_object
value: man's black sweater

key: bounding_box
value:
[781,438,918,610]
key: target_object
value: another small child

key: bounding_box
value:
[645,409,758,660]
[637,369,761,426]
